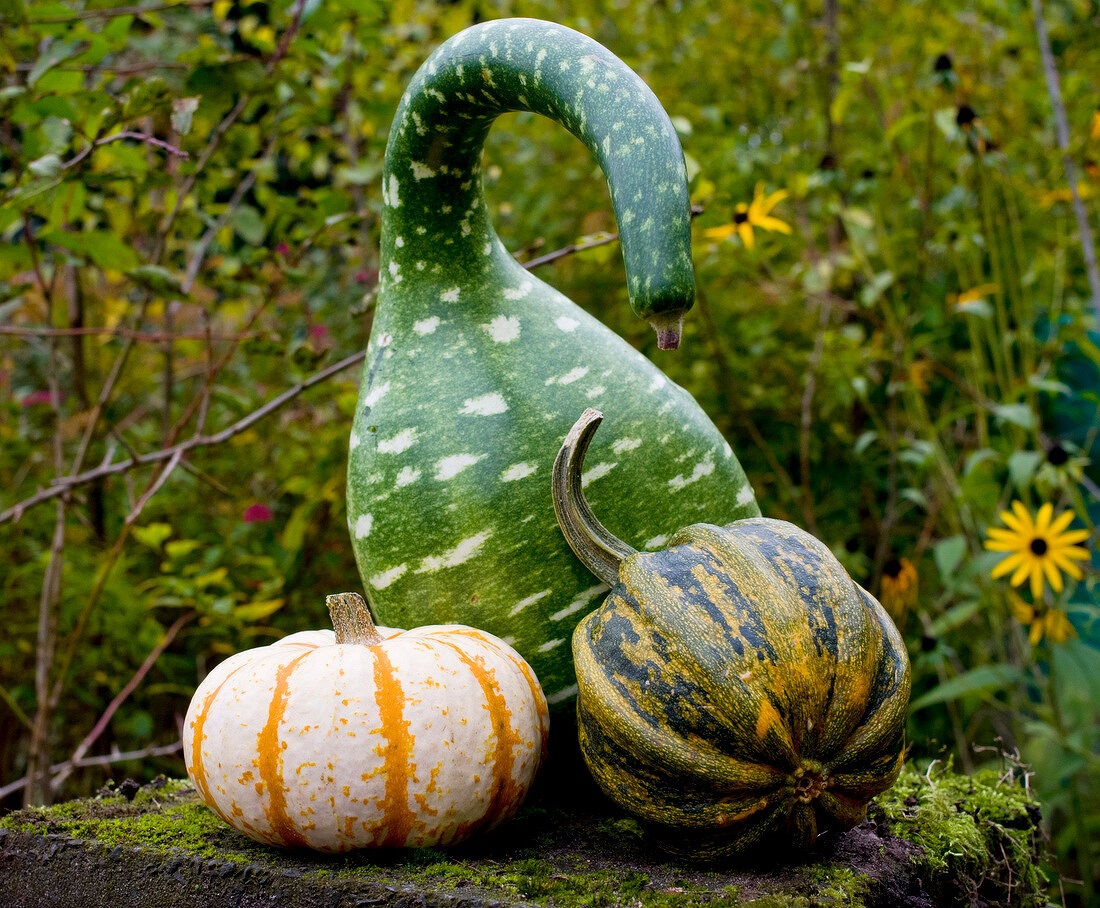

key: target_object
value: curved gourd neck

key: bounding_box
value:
[380,18,695,343]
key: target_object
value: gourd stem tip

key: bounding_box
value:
[552,410,638,586]
[649,313,684,351]
[326,592,383,646]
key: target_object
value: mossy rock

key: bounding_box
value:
[0,763,1046,907]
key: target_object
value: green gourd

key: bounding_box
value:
[348,19,758,705]
[554,409,911,858]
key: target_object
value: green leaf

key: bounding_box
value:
[27,154,62,178]
[963,448,999,476]
[39,230,139,270]
[859,270,893,306]
[164,539,202,561]
[955,298,993,318]
[335,161,383,185]
[900,487,930,510]
[280,501,313,554]
[27,40,83,88]
[992,403,1036,430]
[36,69,84,95]
[910,664,1024,711]
[231,205,266,245]
[0,297,25,321]
[1008,450,1043,490]
[171,97,200,136]
[933,535,967,580]
[0,0,27,25]
[853,430,877,456]
[122,77,173,121]
[194,567,229,590]
[669,115,692,136]
[929,599,983,636]
[127,264,184,295]
[234,598,286,622]
[133,522,172,550]
[682,151,701,183]
[1027,375,1072,395]
[39,117,73,155]
[186,60,266,102]
[899,439,934,467]
[933,106,962,141]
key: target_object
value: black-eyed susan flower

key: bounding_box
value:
[879,557,919,626]
[1035,442,1091,497]
[1007,593,1076,646]
[703,183,792,250]
[984,501,1091,599]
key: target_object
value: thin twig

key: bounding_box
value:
[3,218,669,527]
[521,204,703,269]
[23,218,67,807]
[0,741,184,801]
[27,1,216,24]
[156,0,306,249]
[49,612,196,794]
[181,165,260,293]
[64,130,188,170]
[0,686,33,732]
[2,350,367,523]
[13,62,189,74]
[1,325,262,341]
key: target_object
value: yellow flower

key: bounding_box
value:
[1007,593,1076,646]
[949,284,1000,308]
[984,501,1091,599]
[905,359,934,393]
[1090,107,1100,143]
[879,557,918,626]
[1038,183,1094,207]
[703,183,792,250]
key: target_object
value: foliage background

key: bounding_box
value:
[1,0,1098,903]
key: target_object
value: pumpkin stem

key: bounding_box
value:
[326,592,383,646]
[552,409,638,585]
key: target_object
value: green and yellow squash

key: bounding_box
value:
[553,409,911,858]
[348,19,758,706]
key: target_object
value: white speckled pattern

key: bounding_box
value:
[184,624,548,852]
[348,19,759,701]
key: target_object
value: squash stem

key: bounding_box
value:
[552,409,638,585]
[326,592,383,646]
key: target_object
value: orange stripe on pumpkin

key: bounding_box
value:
[190,660,252,828]
[256,651,312,847]
[437,639,523,834]
[442,629,549,757]
[370,644,417,847]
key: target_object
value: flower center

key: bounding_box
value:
[884,557,903,578]
[1047,445,1068,466]
[733,211,748,224]
[1030,538,1048,556]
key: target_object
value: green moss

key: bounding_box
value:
[3,785,258,864]
[1,768,1045,907]
[877,763,1045,906]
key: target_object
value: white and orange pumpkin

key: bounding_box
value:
[183,592,549,852]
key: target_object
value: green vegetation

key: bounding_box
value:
[879,764,1047,906]
[1,0,1097,904]
[0,767,1044,906]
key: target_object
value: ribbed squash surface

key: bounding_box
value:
[185,622,548,852]
[573,518,910,858]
